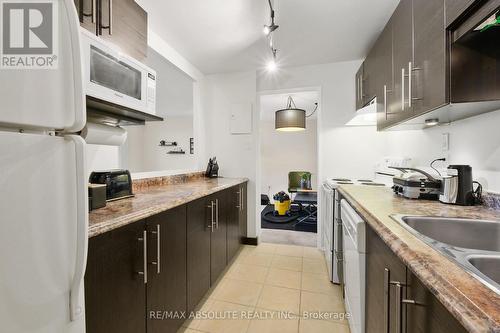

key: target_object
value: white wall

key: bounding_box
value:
[260,119,318,198]
[202,71,258,237]
[127,116,196,173]
[86,145,121,177]
[258,61,500,193]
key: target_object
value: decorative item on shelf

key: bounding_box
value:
[159,140,178,147]
[167,149,186,155]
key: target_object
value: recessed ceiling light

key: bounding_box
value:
[425,118,440,127]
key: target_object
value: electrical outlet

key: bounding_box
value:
[442,133,449,151]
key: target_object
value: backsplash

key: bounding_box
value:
[482,192,500,210]
[132,171,205,192]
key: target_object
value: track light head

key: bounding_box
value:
[263,24,279,35]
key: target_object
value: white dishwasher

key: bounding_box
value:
[341,199,366,333]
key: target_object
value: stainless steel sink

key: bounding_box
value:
[467,255,500,286]
[391,215,500,295]
[401,216,500,252]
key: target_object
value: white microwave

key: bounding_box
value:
[80,29,156,117]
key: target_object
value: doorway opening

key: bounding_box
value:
[258,89,320,247]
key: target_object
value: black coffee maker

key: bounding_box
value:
[440,165,476,206]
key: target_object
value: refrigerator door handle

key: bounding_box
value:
[64,0,87,133]
[66,135,89,321]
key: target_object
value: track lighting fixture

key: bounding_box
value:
[263,0,279,36]
[263,0,279,71]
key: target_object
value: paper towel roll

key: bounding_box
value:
[81,123,127,146]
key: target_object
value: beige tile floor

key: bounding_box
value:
[178,243,351,333]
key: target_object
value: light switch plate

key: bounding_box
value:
[442,133,449,151]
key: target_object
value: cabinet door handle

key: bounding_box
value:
[96,0,101,35]
[207,201,214,231]
[384,85,388,120]
[138,231,148,284]
[215,199,219,229]
[384,268,391,333]
[401,68,405,111]
[109,0,113,35]
[98,0,112,35]
[92,0,96,23]
[395,282,418,333]
[151,225,161,274]
[408,62,412,109]
[395,283,403,333]
[240,187,244,211]
[236,190,241,209]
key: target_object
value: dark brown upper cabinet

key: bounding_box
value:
[375,21,396,131]
[412,0,448,116]
[74,0,148,61]
[363,48,378,105]
[446,0,477,27]
[373,0,450,130]
[355,63,365,110]
[390,0,414,120]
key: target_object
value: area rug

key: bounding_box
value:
[261,205,317,233]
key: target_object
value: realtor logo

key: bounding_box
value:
[1,0,58,69]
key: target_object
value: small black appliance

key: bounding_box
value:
[439,165,480,206]
[89,170,134,201]
[205,157,219,178]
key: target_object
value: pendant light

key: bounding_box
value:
[275,96,306,132]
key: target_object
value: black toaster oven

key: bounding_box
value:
[89,170,134,201]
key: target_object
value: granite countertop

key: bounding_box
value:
[89,177,248,238]
[338,185,500,333]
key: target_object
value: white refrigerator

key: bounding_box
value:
[0,0,88,332]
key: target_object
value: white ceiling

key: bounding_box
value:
[260,91,320,121]
[139,0,399,74]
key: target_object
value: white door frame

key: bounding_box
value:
[255,86,323,248]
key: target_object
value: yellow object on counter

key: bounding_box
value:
[274,199,291,216]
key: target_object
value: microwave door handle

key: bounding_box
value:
[66,135,89,321]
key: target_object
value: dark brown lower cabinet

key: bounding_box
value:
[146,206,187,333]
[85,220,147,333]
[365,224,407,333]
[239,182,248,241]
[227,185,243,262]
[365,223,467,333]
[406,271,467,333]
[186,196,212,312]
[85,183,248,332]
[209,193,228,284]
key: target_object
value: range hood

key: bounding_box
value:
[86,96,164,126]
[346,98,377,126]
